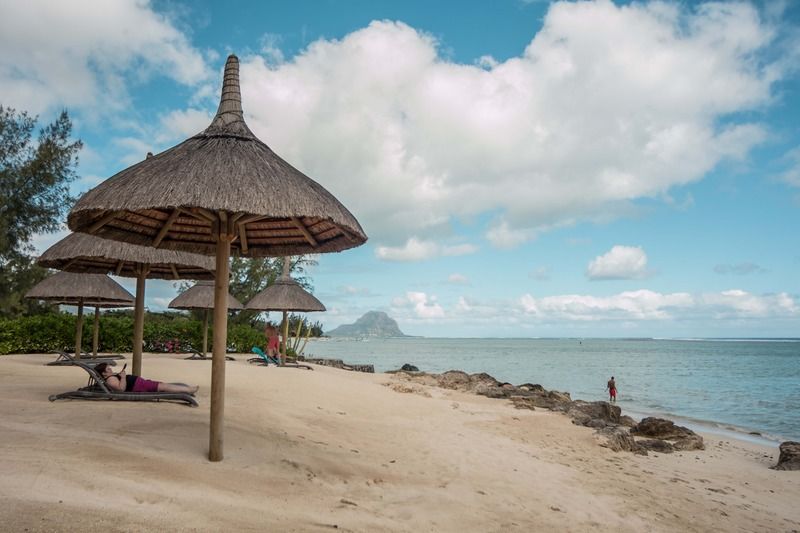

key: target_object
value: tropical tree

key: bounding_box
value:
[0,106,82,317]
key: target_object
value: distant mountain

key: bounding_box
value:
[326,311,408,338]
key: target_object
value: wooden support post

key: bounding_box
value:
[202,309,209,356]
[209,214,231,462]
[132,267,148,376]
[93,306,101,357]
[75,300,84,360]
[281,309,289,366]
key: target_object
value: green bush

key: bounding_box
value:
[0,311,265,355]
[0,313,79,354]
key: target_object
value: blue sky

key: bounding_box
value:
[4,0,799,337]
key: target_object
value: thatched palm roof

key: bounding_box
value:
[65,53,365,462]
[245,275,326,312]
[67,55,367,257]
[25,272,134,305]
[37,232,214,280]
[168,281,243,310]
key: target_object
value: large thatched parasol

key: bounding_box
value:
[68,54,366,461]
[25,271,134,358]
[245,258,325,365]
[168,281,243,357]
[37,232,214,375]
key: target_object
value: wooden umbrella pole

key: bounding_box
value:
[75,299,84,359]
[202,309,209,356]
[133,267,148,376]
[282,309,288,366]
[209,228,231,462]
[93,306,100,357]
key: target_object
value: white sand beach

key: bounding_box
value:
[1,353,798,532]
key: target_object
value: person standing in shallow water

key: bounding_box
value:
[607,376,617,402]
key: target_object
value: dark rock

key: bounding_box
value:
[509,396,536,411]
[567,401,621,427]
[517,383,546,393]
[400,364,419,372]
[631,417,704,451]
[596,426,647,455]
[437,370,472,390]
[672,434,704,451]
[773,441,800,471]
[301,357,373,373]
[475,384,508,399]
[631,417,695,440]
[619,415,637,428]
[637,439,675,453]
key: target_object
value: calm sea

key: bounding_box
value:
[305,337,800,444]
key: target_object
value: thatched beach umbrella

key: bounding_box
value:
[37,232,214,375]
[168,281,243,357]
[67,54,366,461]
[245,258,325,365]
[25,271,134,358]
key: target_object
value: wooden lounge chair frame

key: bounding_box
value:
[184,349,235,361]
[48,360,198,407]
[47,351,120,367]
[248,347,313,370]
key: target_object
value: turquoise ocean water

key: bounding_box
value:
[305,337,800,443]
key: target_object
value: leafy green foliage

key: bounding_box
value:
[0,311,268,355]
[0,253,54,318]
[0,106,82,318]
[0,107,82,258]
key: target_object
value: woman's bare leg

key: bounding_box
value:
[157,382,199,394]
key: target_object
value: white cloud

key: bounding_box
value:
[392,291,445,318]
[447,273,469,284]
[237,2,780,248]
[0,0,211,115]
[518,289,797,321]
[375,237,439,261]
[520,290,693,320]
[587,245,649,280]
[779,145,800,187]
[699,289,798,318]
[30,225,70,255]
[375,237,476,262]
[158,108,214,142]
[442,243,478,256]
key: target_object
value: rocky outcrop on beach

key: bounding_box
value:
[772,441,800,471]
[631,417,705,452]
[299,357,374,373]
[391,369,705,456]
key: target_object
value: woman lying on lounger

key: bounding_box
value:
[95,362,199,395]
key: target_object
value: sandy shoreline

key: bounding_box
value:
[1,353,798,532]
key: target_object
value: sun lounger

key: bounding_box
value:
[184,349,236,361]
[47,351,119,367]
[48,360,199,407]
[248,347,312,370]
[78,352,125,360]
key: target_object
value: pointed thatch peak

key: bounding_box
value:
[169,281,244,311]
[68,52,367,258]
[25,271,134,305]
[245,274,326,312]
[202,54,255,139]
